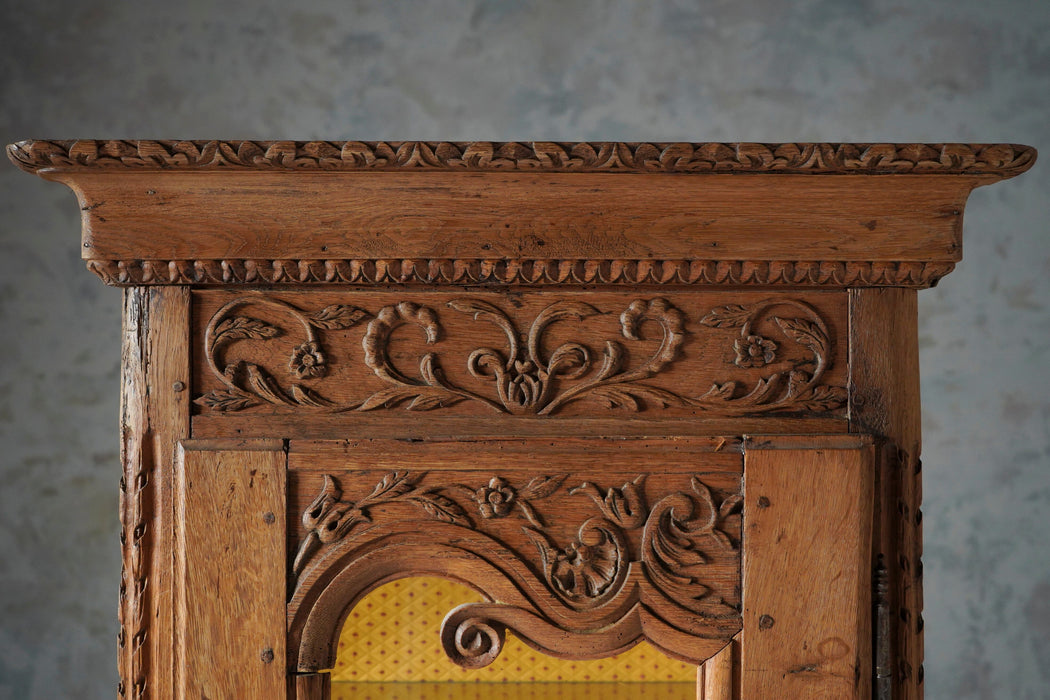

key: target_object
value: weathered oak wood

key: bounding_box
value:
[741,436,874,699]
[7,141,1035,289]
[849,288,924,700]
[699,636,737,699]
[10,138,1034,699]
[175,439,287,699]
[119,287,190,700]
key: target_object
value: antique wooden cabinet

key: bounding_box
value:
[9,140,1035,699]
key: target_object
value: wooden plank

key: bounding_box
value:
[194,413,849,441]
[849,288,923,700]
[293,673,330,700]
[698,637,735,699]
[119,286,191,700]
[741,438,874,699]
[175,440,287,699]
[118,289,149,700]
[65,172,977,264]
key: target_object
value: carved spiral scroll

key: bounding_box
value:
[441,603,641,669]
[440,606,508,669]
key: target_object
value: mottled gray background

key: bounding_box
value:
[0,1,1047,698]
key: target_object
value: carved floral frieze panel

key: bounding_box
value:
[288,458,742,669]
[192,290,848,419]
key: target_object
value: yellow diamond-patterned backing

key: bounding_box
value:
[330,682,696,700]
[330,578,696,683]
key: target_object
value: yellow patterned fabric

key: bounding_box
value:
[330,578,696,683]
[330,682,695,699]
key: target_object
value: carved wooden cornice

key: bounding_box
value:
[87,258,955,287]
[8,139,1037,176]
[10,139,1034,290]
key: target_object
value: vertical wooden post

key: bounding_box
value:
[741,435,875,700]
[292,673,331,700]
[697,637,736,699]
[119,287,190,700]
[849,288,923,700]
[175,439,287,699]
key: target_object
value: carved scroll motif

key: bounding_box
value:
[291,469,742,669]
[195,296,846,416]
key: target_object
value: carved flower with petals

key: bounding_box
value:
[476,477,516,518]
[551,539,620,598]
[289,341,326,379]
[733,335,777,368]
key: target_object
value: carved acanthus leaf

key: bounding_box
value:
[640,477,742,614]
[12,140,1036,175]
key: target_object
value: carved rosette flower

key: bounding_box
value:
[289,341,327,378]
[552,540,618,598]
[733,334,777,368]
[526,518,627,605]
[476,477,516,518]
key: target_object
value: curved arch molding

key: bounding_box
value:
[287,461,742,672]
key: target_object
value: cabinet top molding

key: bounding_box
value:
[9,140,1036,288]
[7,140,1036,176]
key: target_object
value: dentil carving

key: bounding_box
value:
[86,257,958,288]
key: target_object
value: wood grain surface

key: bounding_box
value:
[118,287,190,700]
[741,436,874,699]
[175,440,287,699]
[849,288,924,700]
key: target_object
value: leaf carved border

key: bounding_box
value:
[288,462,742,671]
[193,291,848,418]
[88,258,957,288]
[9,140,1036,175]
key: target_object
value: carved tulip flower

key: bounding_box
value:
[733,335,777,368]
[506,360,543,409]
[289,341,326,379]
[475,477,516,518]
